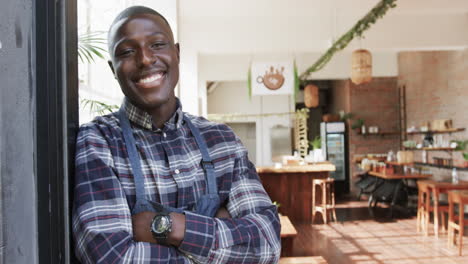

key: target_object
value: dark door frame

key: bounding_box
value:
[36,0,78,263]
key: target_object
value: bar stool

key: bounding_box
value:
[447,190,468,256]
[417,181,448,236]
[312,178,337,224]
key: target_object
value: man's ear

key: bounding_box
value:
[108,60,117,78]
[175,43,180,62]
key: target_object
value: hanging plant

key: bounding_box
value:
[299,0,397,81]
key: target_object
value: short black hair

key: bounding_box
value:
[110,6,171,30]
[108,6,172,52]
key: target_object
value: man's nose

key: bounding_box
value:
[138,48,155,67]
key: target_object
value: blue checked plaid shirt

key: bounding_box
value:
[72,99,281,263]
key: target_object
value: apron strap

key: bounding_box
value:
[118,107,146,202]
[183,116,218,196]
[118,107,218,212]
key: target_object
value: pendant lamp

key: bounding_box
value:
[351,49,372,85]
[304,84,319,108]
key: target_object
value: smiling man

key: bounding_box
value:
[72,6,281,264]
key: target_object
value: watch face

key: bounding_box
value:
[152,215,171,234]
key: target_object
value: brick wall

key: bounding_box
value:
[330,77,401,193]
[398,49,468,181]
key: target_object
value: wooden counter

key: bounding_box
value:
[258,162,335,223]
[257,162,336,173]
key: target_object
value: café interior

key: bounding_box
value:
[78,0,468,263]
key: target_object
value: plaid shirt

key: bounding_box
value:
[72,99,281,263]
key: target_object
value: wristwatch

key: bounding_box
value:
[150,212,172,245]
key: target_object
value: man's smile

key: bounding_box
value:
[135,71,166,89]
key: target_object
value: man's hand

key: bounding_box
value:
[132,211,157,243]
[215,206,232,218]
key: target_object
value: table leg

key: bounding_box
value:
[390,180,403,217]
[281,237,294,257]
[433,189,439,237]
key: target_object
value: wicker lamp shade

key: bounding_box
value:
[351,49,372,85]
[304,84,319,108]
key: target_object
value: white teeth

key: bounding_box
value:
[139,73,163,84]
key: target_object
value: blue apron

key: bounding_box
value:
[118,108,220,217]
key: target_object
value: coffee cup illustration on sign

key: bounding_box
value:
[256,66,285,90]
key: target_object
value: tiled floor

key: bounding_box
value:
[292,200,468,264]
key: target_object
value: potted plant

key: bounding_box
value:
[308,136,324,162]
[452,140,468,167]
[309,136,322,150]
[351,118,364,134]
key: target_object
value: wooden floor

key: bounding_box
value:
[290,200,468,264]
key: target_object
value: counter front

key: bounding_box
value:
[257,162,336,223]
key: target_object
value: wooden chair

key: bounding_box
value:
[417,181,448,236]
[279,256,327,264]
[312,178,337,224]
[447,190,468,256]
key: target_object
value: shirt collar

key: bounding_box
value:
[122,98,184,131]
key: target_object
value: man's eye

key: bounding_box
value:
[118,49,134,57]
[151,42,166,49]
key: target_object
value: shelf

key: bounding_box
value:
[386,161,414,166]
[414,162,468,171]
[358,131,400,136]
[406,128,465,135]
[404,147,457,151]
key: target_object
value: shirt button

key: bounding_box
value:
[174,169,180,174]
[162,132,167,138]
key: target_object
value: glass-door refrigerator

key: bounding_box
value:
[321,122,349,195]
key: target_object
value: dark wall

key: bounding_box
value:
[0,0,38,263]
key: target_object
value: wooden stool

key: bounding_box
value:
[447,190,468,256]
[417,181,448,236]
[279,256,328,264]
[312,178,337,224]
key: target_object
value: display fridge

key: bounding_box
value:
[321,122,349,194]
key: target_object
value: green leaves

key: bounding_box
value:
[293,61,299,104]
[78,31,108,64]
[309,136,322,150]
[80,98,119,115]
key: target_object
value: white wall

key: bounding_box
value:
[208,81,293,166]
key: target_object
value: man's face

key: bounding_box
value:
[108,14,180,110]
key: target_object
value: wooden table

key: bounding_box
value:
[279,256,328,264]
[258,162,335,223]
[280,215,298,257]
[421,180,468,237]
[369,171,432,180]
[368,171,431,215]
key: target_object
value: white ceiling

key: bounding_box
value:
[176,0,468,90]
[180,0,468,17]
[178,0,468,54]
